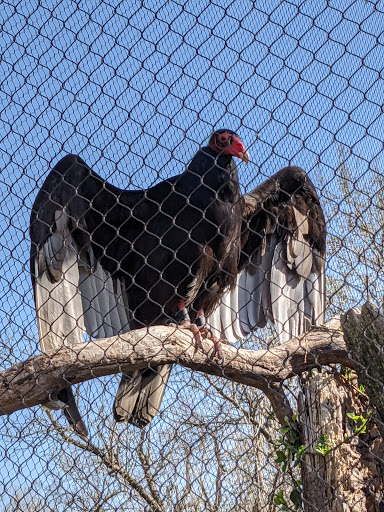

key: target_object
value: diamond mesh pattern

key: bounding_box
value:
[1,1,384,510]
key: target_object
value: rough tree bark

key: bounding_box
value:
[0,323,348,425]
[342,303,384,440]
[300,311,384,512]
[1,304,384,511]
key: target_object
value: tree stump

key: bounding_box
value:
[299,309,384,511]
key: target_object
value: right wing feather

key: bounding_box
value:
[30,155,134,352]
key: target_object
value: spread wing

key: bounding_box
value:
[207,166,326,344]
[30,155,133,352]
[30,154,172,427]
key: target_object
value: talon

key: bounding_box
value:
[171,304,226,356]
[210,335,224,360]
[178,320,204,350]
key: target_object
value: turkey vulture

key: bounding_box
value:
[30,129,325,436]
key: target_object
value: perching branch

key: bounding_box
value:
[0,320,349,426]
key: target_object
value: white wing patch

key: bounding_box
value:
[35,245,85,352]
[34,210,131,353]
[207,207,325,344]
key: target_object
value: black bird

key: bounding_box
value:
[30,129,325,435]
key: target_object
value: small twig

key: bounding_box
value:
[203,375,273,443]
[44,409,166,512]
[137,429,165,510]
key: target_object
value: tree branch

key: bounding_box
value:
[44,409,165,512]
[0,321,349,425]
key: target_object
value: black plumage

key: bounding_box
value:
[30,130,325,435]
[30,130,249,434]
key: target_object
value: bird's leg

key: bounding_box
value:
[170,300,203,349]
[195,310,206,327]
[171,302,225,358]
[173,299,189,324]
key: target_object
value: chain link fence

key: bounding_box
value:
[1,0,384,510]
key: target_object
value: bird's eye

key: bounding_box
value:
[220,135,226,142]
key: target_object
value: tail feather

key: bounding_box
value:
[113,365,172,427]
[57,387,88,437]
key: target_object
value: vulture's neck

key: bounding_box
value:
[189,146,238,178]
[187,146,240,202]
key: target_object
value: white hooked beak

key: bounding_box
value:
[239,151,250,165]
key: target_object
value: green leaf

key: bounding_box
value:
[290,488,302,508]
[318,434,327,444]
[315,445,330,456]
[315,433,332,456]
[274,490,288,507]
[274,450,287,464]
[294,446,306,466]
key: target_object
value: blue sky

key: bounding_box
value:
[1,0,384,506]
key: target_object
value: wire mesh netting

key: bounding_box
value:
[1,0,384,510]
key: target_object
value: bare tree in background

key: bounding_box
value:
[2,0,384,510]
[298,153,384,511]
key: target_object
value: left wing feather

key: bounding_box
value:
[207,166,326,344]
